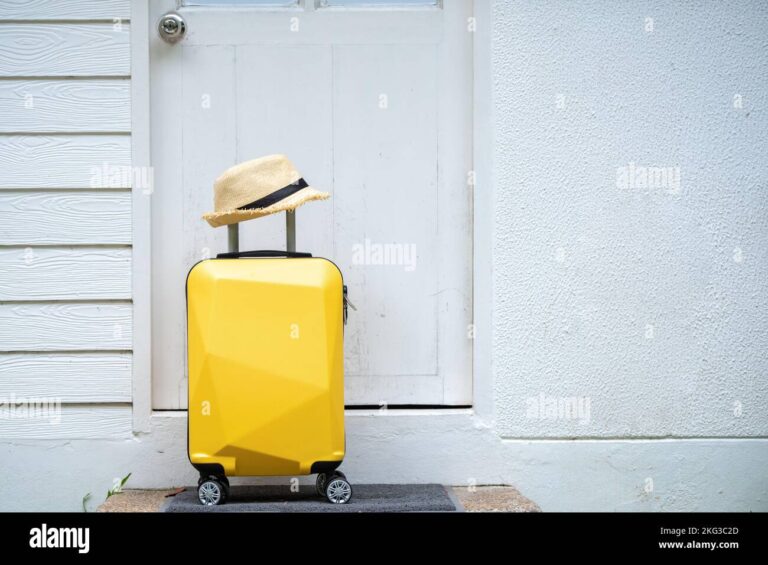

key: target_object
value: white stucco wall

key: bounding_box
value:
[491,0,768,439]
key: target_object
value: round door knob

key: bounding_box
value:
[158,12,186,44]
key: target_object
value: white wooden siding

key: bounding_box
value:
[0,406,132,440]
[0,303,132,351]
[0,1,130,21]
[0,24,130,76]
[0,191,132,244]
[0,80,131,133]
[0,247,131,300]
[0,353,131,402]
[0,0,133,439]
[0,136,131,188]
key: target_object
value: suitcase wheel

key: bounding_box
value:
[198,474,229,490]
[324,473,353,505]
[315,473,327,496]
[198,476,228,506]
[316,470,346,497]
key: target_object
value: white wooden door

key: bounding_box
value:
[150,0,473,408]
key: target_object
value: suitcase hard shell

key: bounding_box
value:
[186,256,345,479]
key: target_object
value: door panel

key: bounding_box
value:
[334,44,438,378]
[150,0,472,408]
[235,45,335,257]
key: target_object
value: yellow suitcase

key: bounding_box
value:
[186,250,351,505]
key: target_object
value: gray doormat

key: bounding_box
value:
[162,484,460,512]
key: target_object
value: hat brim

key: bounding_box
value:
[202,186,330,228]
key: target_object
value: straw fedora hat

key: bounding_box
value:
[202,154,329,227]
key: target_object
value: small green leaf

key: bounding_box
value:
[106,472,132,499]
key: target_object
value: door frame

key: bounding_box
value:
[131,0,152,432]
[129,0,493,429]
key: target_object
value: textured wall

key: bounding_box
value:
[491,1,768,437]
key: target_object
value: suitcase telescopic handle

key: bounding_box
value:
[216,250,313,259]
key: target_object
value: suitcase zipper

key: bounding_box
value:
[343,285,356,325]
